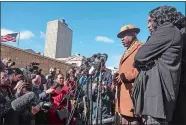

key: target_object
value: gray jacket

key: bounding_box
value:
[132,22,183,121]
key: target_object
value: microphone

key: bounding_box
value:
[11,92,38,111]
[89,59,100,75]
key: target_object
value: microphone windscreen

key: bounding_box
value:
[11,92,37,111]
[89,66,96,75]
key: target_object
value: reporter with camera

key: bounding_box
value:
[0,72,32,125]
[7,68,24,93]
[13,80,41,125]
[31,74,51,124]
[0,71,15,125]
[13,79,55,125]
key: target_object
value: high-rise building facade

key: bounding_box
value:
[44,19,73,59]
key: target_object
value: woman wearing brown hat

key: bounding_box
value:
[113,24,143,124]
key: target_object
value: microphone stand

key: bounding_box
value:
[86,70,98,125]
[99,70,103,125]
[68,83,89,125]
[95,62,103,125]
[66,75,77,125]
[89,75,93,125]
[67,80,84,125]
[89,68,101,125]
[85,75,90,125]
[66,93,70,125]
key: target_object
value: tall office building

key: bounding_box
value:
[44,19,73,58]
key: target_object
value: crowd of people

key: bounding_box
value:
[0,55,115,125]
[0,5,186,125]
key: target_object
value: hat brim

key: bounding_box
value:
[117,28,140,38]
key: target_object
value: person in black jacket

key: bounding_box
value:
[171,17,186,125]
[132,6,185,125]
[0,71,18,125]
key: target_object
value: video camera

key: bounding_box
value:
[27,62,40,74]
[5,58,16,68]
[34,101,53,111]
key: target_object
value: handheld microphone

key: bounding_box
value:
[89,59,100,75]
[11,92,38,111]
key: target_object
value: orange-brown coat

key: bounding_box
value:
[115,41,143,117]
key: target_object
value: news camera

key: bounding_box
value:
[22,62,40,82]
[7,60,16,68]
[4,58,16,69]
[34,101,53,111]
[28,62,40,74]
[78,53,108,76]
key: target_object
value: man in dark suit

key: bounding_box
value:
[132,6,185,124]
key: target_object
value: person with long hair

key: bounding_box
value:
[132,6,185,124]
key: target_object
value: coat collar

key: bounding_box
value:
[120,41,142,64]
[152,22,173,35]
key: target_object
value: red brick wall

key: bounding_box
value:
[0,44,72,75]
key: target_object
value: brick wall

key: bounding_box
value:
[0,44,72,75]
